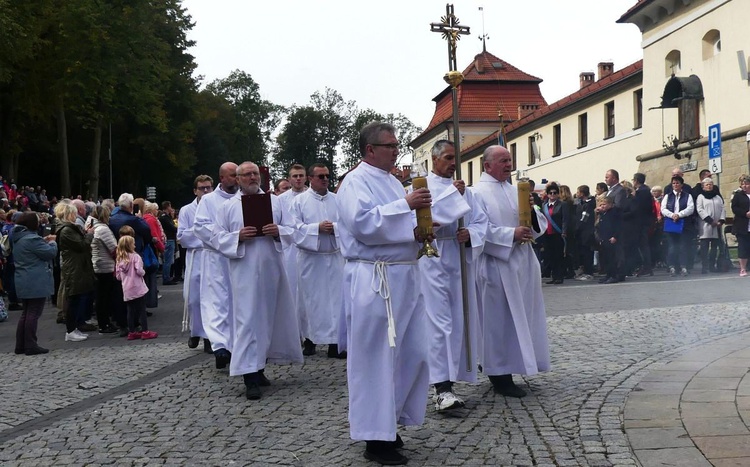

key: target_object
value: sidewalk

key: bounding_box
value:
[625,332,750,466]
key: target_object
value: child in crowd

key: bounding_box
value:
[595,196,621,284]
[115,235,157,340]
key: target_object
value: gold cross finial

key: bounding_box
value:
[430,4,471,72]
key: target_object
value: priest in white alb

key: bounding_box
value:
[418,140,487,412]
[337,122,432,466]
[290,163,346,359]
[213,161,303,400]
[194,162,238,370]
[177,174,214,354]
[473,145,550,398]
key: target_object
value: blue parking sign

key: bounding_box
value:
[708,123,722,159]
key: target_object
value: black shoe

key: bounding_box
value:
[25,346,49,356]
[598,277,610,284]
[56,313,66,324]
[162,281,178,286]
[258,369,271,387]
[203,339,213,354]
[214,349,231,369]
[389,434,404,450]
[636,269,653,277]
[8,303,23,311]
[146,311,153,317]
[188,336,200,348]
[14,348,24,355]
[119,327,129,338]
[98,325,119,334]
[302,338,316,356]
[364,441,408,465]
[604,277,619,284]
[327,343,347,358]
[489,374,527,398]
[243,373,263,400]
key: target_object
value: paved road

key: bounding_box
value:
[0,269,748,466]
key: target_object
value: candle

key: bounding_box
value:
[412,176,439,258]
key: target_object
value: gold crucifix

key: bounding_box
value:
[430,4,471,72]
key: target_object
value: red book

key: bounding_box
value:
[241,193,273,235]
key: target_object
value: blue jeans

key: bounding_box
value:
[162,240,175,284]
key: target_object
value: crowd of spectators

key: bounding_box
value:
[535,167,748,285]
[0,175,186,352]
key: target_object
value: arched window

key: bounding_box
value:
[665,50,681,77]
[702,30,721,60]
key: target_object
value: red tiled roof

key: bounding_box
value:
[618,0,652,22]
[413,50,546,145]
[461,60,644,157]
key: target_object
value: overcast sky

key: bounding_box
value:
[181,0,644,130]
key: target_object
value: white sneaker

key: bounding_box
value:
[74,329,89,338]
[157,293,163,299]
[65,331,88,342]
[680,267,688,276]
[435,391,465,412]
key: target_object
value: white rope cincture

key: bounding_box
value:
[370,261,397,348]
[181,251,195,333]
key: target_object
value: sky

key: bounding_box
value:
[181,0,644,132]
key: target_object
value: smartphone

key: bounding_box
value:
[85,216,95,229]
[43,225,52,236]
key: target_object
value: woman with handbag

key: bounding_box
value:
[660,176,694,277]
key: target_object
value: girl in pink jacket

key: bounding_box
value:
[115,235,158,340]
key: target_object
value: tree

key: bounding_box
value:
[273,88,354,182]
[206,70,283,166]
[340,110,423,171]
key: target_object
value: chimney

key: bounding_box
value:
[474,54,484,74]
[518,103,540,120]
[598,62,614,80]
[579,72,595,89]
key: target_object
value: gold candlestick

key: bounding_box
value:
[411,175,439,259]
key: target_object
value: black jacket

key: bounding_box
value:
[634,185,655,227]
[596,207,621,243]
[575,197,596,245]
[542,201,568,234]
[731,191,750,236]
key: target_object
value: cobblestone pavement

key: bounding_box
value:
[0,274,748,466]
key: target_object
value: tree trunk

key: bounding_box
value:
[56,97,71,196]
[0,96,17,180]
[88,117,103,200]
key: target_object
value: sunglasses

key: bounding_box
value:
[196,186,212,192]
[315,174,330,180]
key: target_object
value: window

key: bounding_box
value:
[633,89,643,129]
[467,161,474,186]
[604,101,615,139]
[528,136,538,165]
[702,30,721,60]
[510,143,517,170]
[665,50,681,77]
[578,113,588,148]
[552,124,562,156]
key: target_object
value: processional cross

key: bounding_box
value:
[430,4,473,371]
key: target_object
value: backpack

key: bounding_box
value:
[0,298,7,322]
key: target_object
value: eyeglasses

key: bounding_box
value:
[196,186,212,192]
[370,143,400,150]
[548,191,558,195]
[315,174,330,180]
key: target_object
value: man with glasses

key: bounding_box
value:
[289,163,346,359]
[177,175,214,354]
[278,164,309,353]
[337,122,432,465]
[214,161,303,400]
[194,162,238,370]
[474,145,550,398]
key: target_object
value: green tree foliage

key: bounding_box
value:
[273,88,354,183]
[205,70,284,167]
[340,109,423,171]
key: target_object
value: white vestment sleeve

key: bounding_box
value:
[430,184,471,226]
[291,196,320,251]
[340,193,415,246]
[214,201,245,259]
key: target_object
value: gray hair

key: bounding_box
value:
[358,122,396,157]
[101,198,115,211]
[117,193,134,208]
[430,140,454,158]
[702,177,714,185]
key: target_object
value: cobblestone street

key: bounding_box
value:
[1,273,749,466]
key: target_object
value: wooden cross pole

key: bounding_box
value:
[430,4,473,372]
